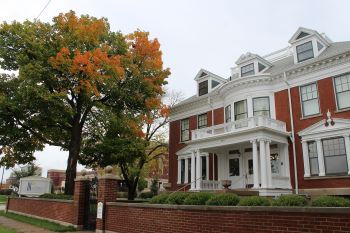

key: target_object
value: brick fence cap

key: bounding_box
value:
[106,202,350,214]
[98,174,119,180]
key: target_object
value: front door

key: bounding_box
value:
[243,151,254,188]
[228,153,241,188]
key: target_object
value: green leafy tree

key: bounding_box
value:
[0,11,169,194]
[80,91,181,200]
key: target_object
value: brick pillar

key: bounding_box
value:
[73,171,89,230]
[96,166,118,233]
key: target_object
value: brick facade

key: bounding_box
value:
[275,77,350,190]
[104,203,350,233]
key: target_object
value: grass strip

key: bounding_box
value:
[0,224,18,233]
[0,211,75,232]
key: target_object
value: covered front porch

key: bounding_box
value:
[176,116,292,196]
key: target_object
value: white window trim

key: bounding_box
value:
[333,73,350,111]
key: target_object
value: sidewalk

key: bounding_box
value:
[0,216,92,233]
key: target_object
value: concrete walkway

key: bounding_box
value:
[0,216,93,233]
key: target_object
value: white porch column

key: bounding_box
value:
[316,139,326,176]
[343,135,350,175]
[251,139,259,188]
[301,141,311,177]
[265,140,273,188]
[190,151,196,190]
[177,158,181,184]
[184,158,189,183]
[195,149,201,190]
[259,139,267,188]
[206,155,209,180]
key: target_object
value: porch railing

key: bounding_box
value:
[191,116,287,141]
[200,180,220,190]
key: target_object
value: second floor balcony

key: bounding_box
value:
[191,116,288,141]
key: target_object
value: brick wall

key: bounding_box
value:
[275,77,350,190]
[7,197,74,226]
[104,203,350,233]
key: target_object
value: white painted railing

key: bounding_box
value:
[200,180,220,190]
[191,116,287,141]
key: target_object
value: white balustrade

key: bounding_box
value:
[191,116,287,141]
[200,180,220,190]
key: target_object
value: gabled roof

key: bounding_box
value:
[298,118,350,137]
[288,27,317,44]
[194,68,227,82]
[235,52,272,66]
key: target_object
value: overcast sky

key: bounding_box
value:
[1,0,349,180]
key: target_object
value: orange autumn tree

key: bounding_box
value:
[0,11,169,195]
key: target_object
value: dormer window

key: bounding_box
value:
[296,41,314,62]
[241,63,255,77]
[198,80,208,96]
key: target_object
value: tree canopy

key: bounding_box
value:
[0,11,170,194]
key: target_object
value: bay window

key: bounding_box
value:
[234,100,248,120]
[253,97,270,117]
[322,137,348,175]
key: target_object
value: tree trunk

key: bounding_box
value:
[64,119,82,195]
[127,180,137,200]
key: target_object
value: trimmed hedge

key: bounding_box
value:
[139,192,154,199]
[206,193,240,206]
[167,192,190,205]
[311,196,350,207]
[39,193,73,200]
[238,196,271,206]
[149,193,169,204]
[272,195,307,207]
[183,192,214,205]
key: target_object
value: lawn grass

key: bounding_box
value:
[0,224,18,233]
[0,211,75,232]
[0,195,7,203]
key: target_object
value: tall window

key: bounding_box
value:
[253,97,270,117]
[197,113,208,129]
[229,158,240,176]
[180,159,185,184]
[334,74,350,109]
[198,80,208,96]
[225,105,231,123]
[234,100,248,120]
[322,137,348,175]
[241,63,255,77]
[180,118,189,142]
[307,141,319,176]
[300,83,320,117]
[201,157,207,180]
[296,41,314,62]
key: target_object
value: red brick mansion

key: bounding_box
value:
[169,27,350,196]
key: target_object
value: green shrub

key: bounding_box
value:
[206,193,240,206]
[183,192,214,205]
[166,192,190,205]
[149,193,169,204]
[272,195,307,207]
[117,192,128,199]
[139,192,154,199]
[137,178,148,192]
[311,196,350,207]
[39,193,73,200]
[238,196,271,206]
